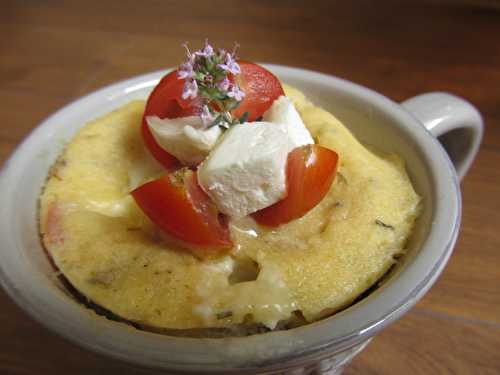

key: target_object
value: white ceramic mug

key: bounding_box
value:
[0,65,483,374]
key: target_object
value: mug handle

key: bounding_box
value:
[401,92,483,181]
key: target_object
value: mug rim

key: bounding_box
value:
[0,64,461,372]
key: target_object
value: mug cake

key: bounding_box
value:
[39,42,420,336]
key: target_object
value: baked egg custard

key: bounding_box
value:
[40,84,420,333]
[39,41,420,335]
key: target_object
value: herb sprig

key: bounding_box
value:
[178,40,248,129]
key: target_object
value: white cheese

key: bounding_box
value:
[263,95,314,148]
[146,115,222,167]
[194,259,297,329]
[198,98,314,219]
[198,122,290,219]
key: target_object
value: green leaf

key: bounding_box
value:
[198,86,212,100]
[213,54,223,66]
[195,71,205,81]
[208,115,224,129]
[226,100,240,111]
[206,57,215,71]
[239,112,249,124]
[198,64,208,74]
[210,89,228,101]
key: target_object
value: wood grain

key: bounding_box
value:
[0,1,499,374]
[345,310,500,375]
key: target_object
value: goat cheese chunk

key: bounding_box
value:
[198,99,313,219]
[263,96,314,147]
[198,122,289,219]
[147,116,222,167]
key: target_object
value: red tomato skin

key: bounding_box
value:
[131,170,232,250]
[233,61,285,122]
[141,70,200,170]
[141,119,180,171]
[252,145,339,227]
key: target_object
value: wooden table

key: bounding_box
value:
[1,1,499,374]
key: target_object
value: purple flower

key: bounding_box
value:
[200,105,215,127]
[175,40,246,129]
[217,48,226,59]
[189,52,196,66]
[227,85,245,101]
[177,62,194,80]
[217,77,231,91]
[218,53,241,75]
[182,79,198,100]
[195,40,214,58]
[182,42,197,66]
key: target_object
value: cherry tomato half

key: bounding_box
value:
[141,70,201,171]
[233,61,285,122]
[141,62,284,169]
[252,145,339,227]
[131,168,232,252]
